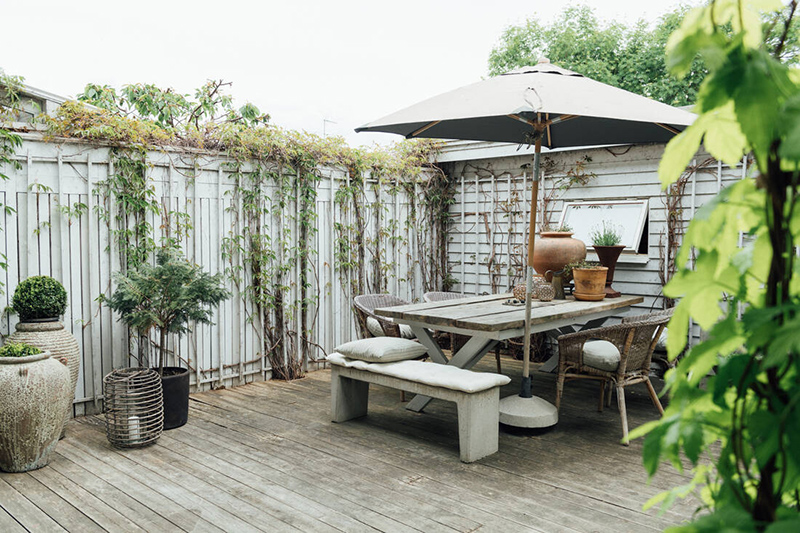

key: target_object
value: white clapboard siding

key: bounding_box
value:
[1,136,428,414]
[444,143,744,344]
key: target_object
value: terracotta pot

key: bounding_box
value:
[0,351,71,472]
[593,245,626,298]
[572,267,608,301]
[532,232,586,278]
[8,321,80,438]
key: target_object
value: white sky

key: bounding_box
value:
[3,0,693,147]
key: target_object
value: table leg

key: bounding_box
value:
[406,336,498,413]
[410,325,449,364]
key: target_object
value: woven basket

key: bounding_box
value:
[103,368,163,448]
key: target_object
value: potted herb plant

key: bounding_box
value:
[7,276,80,438]
[590,221,625,298]
[0,342,71,472]
[566,260,608,301]
[105,248,230,430]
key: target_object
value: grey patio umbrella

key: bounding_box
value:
[357,59,695,427]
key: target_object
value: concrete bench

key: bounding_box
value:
[327,353,511,462]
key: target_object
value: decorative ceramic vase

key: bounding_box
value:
[593,245,626,298]
[512,284,527,301]
[532,232,586,278]
[0,351,71,472]
[7,321,80,438]
[572,267,609,301]
[537,283,556,302]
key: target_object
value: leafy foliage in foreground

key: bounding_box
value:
[631,1,800,531]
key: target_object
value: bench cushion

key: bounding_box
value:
[334,337,427,363]
[327,353,510,393]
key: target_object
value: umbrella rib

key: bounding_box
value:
[656,123,681,135]
[409,120,441,138]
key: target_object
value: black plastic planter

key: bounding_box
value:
[161,367,190,430]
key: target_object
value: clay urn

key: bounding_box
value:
[532,232,587,278]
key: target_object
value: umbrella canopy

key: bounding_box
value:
[357,62,695,147]
[357,60,695,427]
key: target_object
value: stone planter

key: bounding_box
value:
[532,232,586,278]
[7,321,80,438]
[572,267,608,301]
[0,351,71,472]
[593,245,626,298]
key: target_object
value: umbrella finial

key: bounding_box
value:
[538,57,550,64]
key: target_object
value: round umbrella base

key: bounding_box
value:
[499,395,558,428]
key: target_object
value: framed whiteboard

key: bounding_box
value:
[558,200,649,252]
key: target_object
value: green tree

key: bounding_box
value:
[488,4,704,106]
[104,248,230,374]
[78,79,269,134]
[631,0,800,531]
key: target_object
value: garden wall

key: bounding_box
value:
[439,140,748,341]
[0,135,430,415]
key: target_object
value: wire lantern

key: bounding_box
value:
[103,368,163,448]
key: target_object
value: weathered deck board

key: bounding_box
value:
[0,357,699,532]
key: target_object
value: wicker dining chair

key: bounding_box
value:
[353,294,415,340]
[555,308,673,445]
[422,291,502,373]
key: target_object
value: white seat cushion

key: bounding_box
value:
[334,337,427,363]
[366,316,415,339]
[326,353,510,392]
[582,340,621,372]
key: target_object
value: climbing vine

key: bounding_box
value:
[37,79,448,380]
[0,69,23,295]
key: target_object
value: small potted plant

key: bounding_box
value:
[566,260,608,301]
[7,276,80,438]
[105,248,230,430]
[590,221,625,298]
[0,342,71,472]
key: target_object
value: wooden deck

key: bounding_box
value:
[0,357,699,532]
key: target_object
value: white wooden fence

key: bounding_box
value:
[441,142,747,340]
[0,135,427,415]
[1,135,743,415]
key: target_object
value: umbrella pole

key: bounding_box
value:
[499,130,556,428]
[520,133,541,398]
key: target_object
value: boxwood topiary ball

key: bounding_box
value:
[12,276,68,321]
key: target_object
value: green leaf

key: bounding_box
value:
[659,118,706,187]
[702,101,749,166]
[766,517,800,533]
[666,302,690,359]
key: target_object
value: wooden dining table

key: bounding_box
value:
[376,293,643,412]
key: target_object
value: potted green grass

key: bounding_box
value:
[105,248,230,430]
[590,221,625,298]
[0,342,71,472]
[7,276,80,438]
